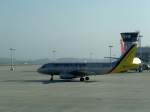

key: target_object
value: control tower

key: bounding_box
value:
[121,32,139,51]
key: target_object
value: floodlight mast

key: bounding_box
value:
[89,52,93,60]
[108,45,113,67]
[9,48,16,71]
[52,50,56,61]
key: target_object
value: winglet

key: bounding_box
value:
[108,44,137,73]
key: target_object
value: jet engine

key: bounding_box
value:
[60,73,75,79]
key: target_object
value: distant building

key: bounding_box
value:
[120,32,139,51]
[120,32,150,63]
[137,47,150,63]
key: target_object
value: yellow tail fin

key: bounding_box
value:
[109,44,137,73]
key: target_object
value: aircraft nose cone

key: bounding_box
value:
[37,68,42,73]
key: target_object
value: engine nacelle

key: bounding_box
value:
[60,74,75,79]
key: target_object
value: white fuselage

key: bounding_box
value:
[38,62,115,79]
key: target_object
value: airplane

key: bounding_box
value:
[38,44,141,81]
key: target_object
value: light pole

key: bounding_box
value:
[9,48,16,71]
[89,52,93,60]
[52,50,56,61]
[108,45,113,67]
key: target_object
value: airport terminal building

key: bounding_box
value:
[137,47,150,63]
[121,32,150,63]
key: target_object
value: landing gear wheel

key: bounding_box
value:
[80,77,84,81]
[85,77,89,81]
[138,66,143,72]
[50,74,54,81]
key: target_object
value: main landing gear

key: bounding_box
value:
[80,77,90,81]
[50,74,54,81]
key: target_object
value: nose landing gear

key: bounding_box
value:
[50,74,54,81]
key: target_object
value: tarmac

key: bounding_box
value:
[0,65,150,112]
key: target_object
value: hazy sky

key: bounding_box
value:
[0,0,150,60]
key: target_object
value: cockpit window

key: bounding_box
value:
[41,65,46,68]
